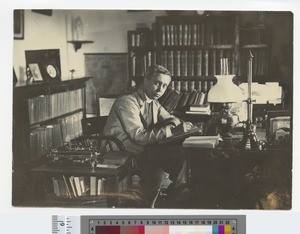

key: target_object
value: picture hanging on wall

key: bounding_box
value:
[14,10,24,39]
[84,53,129,115]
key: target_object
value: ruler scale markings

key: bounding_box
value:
[52,215,245,234]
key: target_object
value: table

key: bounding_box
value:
[145,141,292,209]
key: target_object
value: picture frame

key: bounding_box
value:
[265,110,292,144]
[14,10,24,39]
[84,53,129,115]
[28,63,43,81]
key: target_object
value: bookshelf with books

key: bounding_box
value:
[128,28,156,86]
[239,25,271,82]
[31,163,131,207]
[13,77,90,205]
[126,12,273,117]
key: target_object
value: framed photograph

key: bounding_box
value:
[84,53,129,115]
[28,63,43,81]
[14,10,24,39]
[265,110,292,144]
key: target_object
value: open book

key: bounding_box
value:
[158,122,204,145]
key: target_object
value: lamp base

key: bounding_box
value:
[236,121,265,150]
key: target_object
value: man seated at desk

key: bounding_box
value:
[102,64,193,204]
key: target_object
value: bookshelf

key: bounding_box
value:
[13,77,90,205]
[127,12,272,115]
[31,163,132,207]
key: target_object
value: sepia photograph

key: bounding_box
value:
[12,9,293,210]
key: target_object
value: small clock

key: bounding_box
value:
[46,64,59,79]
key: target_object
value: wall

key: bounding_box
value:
[13,9,167,82]
[13,10,292,88]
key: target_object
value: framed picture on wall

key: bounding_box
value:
[84,53,129,115]
[14,10,24,39]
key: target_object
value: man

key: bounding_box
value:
[102,64,192,204]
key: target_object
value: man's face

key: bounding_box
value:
[143,73,171,100]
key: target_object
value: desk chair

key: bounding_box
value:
[81,116,125,153]
[81,116,147,207]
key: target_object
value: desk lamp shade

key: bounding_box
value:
[208,75,243,103]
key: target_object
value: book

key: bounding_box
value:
[187,50,195,76]
[69,176,77,197]
[185,90,198,107]
[90,176,97,196]
[174,50,180,76]
[186,110,211,115]
[189,103,210,112]
[52,177,60,196]
[182,135,219,148]
[158,122,204,145]
[175,92,190,111]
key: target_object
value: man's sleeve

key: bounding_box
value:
[157,103,181,127]
[115,96,168,145]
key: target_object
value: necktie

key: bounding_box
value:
[146,101,153,127]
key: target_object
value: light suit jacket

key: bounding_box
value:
[102,86,179,154]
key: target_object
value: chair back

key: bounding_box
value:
[81,116,108,136]
[81,116,126,154]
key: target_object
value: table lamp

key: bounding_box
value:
[207,58,243,141]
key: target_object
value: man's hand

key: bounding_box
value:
[165,117,181,127]
[171,121,193,135]
[182,121,193,132]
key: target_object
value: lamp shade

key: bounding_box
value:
[207,75,243,103]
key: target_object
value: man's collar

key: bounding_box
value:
[137,85,153,104]
[144,92,153,103]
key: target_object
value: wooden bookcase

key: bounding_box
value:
[127,12,271,90]
[127,12,273,118]
[12,77,90,205]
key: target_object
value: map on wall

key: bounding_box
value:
[84,53,129,114]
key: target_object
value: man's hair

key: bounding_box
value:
[145,64,171,79]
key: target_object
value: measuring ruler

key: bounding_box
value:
[52,215,246,234]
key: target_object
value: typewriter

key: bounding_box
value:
[47,139,100,166]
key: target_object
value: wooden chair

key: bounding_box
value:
[81,116,125,154]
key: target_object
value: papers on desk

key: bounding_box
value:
[182,135,220,148]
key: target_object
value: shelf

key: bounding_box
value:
[29,108,84,128]
[67,40,94,52]
[159,45,235,50]
[242,44,268,49]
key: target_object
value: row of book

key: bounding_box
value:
[28,88,83,125]
[240,48,269,76]
[29,111,83,160]
[52,174,129,198]
[240,28,269,45]
[129,30,155,47]
[131,51,157,76]
[168,80,216,93]
[159,89,209,113]
[160,21,235,46]
[160,49,236,76]
[130,49,237,78]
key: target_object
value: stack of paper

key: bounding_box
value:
[182,135,220,148]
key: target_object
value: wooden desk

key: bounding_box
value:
[145,142,292,210]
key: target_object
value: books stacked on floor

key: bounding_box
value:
[182,135,220,148]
